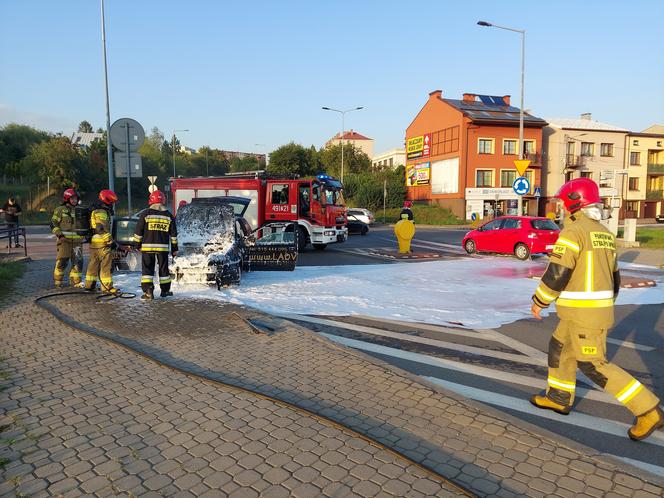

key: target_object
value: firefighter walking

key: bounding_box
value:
[51,188,84,288]
[530,178,663,440]
[133,190,178,300]
[85,189,119,294]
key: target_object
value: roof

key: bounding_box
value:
[332,130,372,141]
[71,132,104,147]
[546,118,627,132]
[444,97,547,127]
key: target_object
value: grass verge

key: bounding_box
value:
[618,227,664,249]
[378,205,466,225]
[0,260,25,297]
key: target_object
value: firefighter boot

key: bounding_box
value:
[628,406,664,441]
[141,288,154,300]
[530,394,571,415]
[161,291,173,298]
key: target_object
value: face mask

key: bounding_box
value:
[581,204,606,221]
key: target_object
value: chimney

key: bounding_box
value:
[580,113,592,120]
[462,93,476,102]
[502,95,511,106]
[429,90,442,99]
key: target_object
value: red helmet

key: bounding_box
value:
[148,190,166,205]
[403,200,413,208]
[63,188,79,203]
[556,178,601,213]
[99,189,118,205]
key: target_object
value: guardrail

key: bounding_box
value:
[0,223,27,256]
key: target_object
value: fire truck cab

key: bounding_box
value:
[169,172,348,251]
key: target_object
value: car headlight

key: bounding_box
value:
[324,230,335,236]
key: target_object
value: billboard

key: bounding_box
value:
[406,133,431,160]
[406,162,430,186]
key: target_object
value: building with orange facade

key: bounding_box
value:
[405,90,547,220]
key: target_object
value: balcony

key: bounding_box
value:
[522,152,542,167]
[647,163,664,175]
[646,189,664,200]
[565,154,586,169]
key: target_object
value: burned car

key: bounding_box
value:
[112,196,298,287]
[172,197,297,288]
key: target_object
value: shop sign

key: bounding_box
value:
[407,134,432,160]
[406,162,431,186]
[465,187,518,200]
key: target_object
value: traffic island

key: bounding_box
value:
[365,248,443,260]
[21,277,664,497]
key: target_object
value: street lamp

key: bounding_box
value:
[172,129,189,178]
[477,20,525,215]
[322,106,364,183]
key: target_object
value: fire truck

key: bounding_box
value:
[168,172,348,251]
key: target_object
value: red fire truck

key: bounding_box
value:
[169,172,348,250]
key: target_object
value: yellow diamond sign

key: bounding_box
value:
[514,159,531,177]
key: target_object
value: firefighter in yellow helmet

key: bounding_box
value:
[84,189,119,294]
[51,188,84,288]
[530,178,663,440]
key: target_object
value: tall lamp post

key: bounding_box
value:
[172,129,189,178]
[100,0,114,191]
[322,106,363,183]
[478,20,525,215]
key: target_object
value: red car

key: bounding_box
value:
[462,216,560,260]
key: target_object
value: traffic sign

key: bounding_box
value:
[534,186,541,197]
[513,176,530,196]
[113,152,143,177]
[148,184,158,193]
[514,159,531,177]
[148,176,157,185]
[110,118,145,152]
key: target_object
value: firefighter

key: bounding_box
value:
[530,178,663,440]
[51,188,84,288]
[84,189,119,294]
[399,200,414,221]
[133,190,178,300]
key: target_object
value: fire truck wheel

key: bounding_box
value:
[297,226,308,252]
[313,243,327,250]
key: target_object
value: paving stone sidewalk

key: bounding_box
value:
[0,261,463,497]
[32,270,664,496]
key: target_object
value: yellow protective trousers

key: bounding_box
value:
[85,246,114,292]
[54,239,83,286]
[546,320,659,416]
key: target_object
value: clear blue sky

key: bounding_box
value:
[1,0,663,156]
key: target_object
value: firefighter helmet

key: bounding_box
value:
[403,200,413,208]
[99,189,118,205]
[555,178,601,213]
[63,188,79,203]
[148,190,166,205]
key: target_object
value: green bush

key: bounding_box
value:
[344,167,406,210]
[382,205,465,225]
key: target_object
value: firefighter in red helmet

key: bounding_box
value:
[84,189,119,294]
[400,200,414,221]
[133,190,178,300]
[530,178,663,440]
[50,188,84,287]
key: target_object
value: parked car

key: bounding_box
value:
[346,213,369,235]
[347,208,374,225]
[462,216,560,260]
[656,213,664,223]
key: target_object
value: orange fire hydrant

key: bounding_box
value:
[394,215,415,254]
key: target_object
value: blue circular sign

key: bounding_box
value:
[513,176,530,196]
[471,213,477,221]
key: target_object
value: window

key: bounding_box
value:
[502,218,521,229]
[657,141,662,147]
[626,201,639,212]
[525,170,534,194]
[580,142,594,156]
[531,219,559,230]
[271,184,289,204]
[389,158,393,167]
[628,177,639,191]
[523,140,535,155]
[478,138,494,154]
[476,170,493,187]
[566,142,575,155]
[600,143,614,157]
[500,170,516,188]
[633,140,639,146]
[503,139,517,155]
[630,152,641,165]
[482,219,502,231]
[580,171,593,179]
[430,126,460,155]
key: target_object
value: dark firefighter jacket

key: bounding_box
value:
[132,207,178,253]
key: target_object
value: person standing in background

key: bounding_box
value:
[1,196,22,247]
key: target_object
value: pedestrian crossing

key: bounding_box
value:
[277,312,664,478]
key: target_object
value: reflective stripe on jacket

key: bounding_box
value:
[133,207,178,253]
[532,212,619,328]
[51,205,83,241]
[90,208,113,249]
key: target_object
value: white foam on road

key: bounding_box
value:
[114,257,664,330]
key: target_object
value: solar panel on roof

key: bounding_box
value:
[479,95,493,105]
[491,96,505,105]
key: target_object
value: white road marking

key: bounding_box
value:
[277,312,544,366]
[348,314,493,339]
[410,239,466,252]
[423,377,664,448]
[605,337,655,352]
[323,333,618,405]
[477,328,548,360]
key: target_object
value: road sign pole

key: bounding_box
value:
[125,123,132,215]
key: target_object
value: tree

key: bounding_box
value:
[21,136,83,188]
[230,155,259,173]
[78,120,93,133]
[0,124,50,180]
[267,143,318,176]
[318,142,371,178]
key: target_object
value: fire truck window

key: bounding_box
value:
[299,186,310,215]
[271,184,289,204]
[323,188,344,206]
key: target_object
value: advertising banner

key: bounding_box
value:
[406,162,431,186]
[407,135,424,159]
